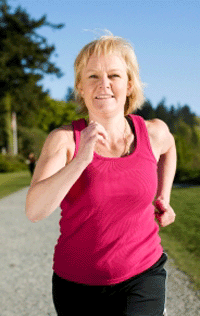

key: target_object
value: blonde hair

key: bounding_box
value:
[74,34,145,115]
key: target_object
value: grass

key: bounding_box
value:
[0,172,199,291]
[0,170,31,199]
[159,186,200,292]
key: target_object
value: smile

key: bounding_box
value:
[95,95,114,99]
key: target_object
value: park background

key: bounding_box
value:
[0,0,200,292]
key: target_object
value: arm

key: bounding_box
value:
[25,127,88,223]
[151,119,177,227]
[25,121,108,223]
[156,128,177,204]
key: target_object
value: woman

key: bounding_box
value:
[26,34,176,316]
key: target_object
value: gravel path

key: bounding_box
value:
[1,187,200,316]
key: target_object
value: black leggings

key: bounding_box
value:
[52,253,167,316]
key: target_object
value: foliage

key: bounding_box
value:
[175,168,200,184]
[135,99,156,120]
[0,153,27,172]
[0,0,64,148]
[136,98,200,179]
[0,92,13,153]
[0,0,64,94]
[18,126,48,159]
[37,97,85,133]
[65,87,75,102]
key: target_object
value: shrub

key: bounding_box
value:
[18,126,47,159]
[175,167,200,184]
[0,154,28,172]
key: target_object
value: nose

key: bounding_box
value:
[99,74,110,89]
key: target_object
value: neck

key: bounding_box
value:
[87,113,129,144]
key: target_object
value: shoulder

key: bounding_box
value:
[144,118,175,155]
[41,124,74,160]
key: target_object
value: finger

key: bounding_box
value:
[157,208,176,227]
[154,199,167,213]
[90,122,109,141]
[90,132,106,144]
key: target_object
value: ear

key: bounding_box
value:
[126,80,133,96]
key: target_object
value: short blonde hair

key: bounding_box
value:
[74,34,145,115]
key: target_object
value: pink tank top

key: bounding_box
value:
[53,114,163,285]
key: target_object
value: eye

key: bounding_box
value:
[89,74,98,79]
[109,74,120,78]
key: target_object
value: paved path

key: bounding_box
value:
[1,188,200,316]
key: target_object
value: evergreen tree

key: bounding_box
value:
[0,0,64,148]
[135,99,155,120]
[65,87,75,102]
[155,98,169,123]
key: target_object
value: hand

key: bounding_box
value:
[154,197,176,227]
[76,121,109,165]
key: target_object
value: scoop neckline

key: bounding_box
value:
[83,114,138,161]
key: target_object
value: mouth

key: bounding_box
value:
[95,94,114,100]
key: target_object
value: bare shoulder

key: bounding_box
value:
[145,118,175,156]
[30,124,75,187]
[41,125,74,159]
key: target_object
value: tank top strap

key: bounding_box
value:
[72,118,86,157]
[129,114,157,164]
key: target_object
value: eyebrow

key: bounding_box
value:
[85,68,123,74]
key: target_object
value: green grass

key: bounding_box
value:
[160,186,200,291]
[0,171,31,199]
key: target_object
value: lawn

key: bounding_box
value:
[0,171,31,199]
[159,186,200,291]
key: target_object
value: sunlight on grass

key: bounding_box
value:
[0,171,31,199]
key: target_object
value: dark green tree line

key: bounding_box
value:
[136,98,200,182]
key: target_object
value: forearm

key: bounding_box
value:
[26,157,88,222]
[156,138,177,204]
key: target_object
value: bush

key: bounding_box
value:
[175,167,200,185]
[0,154,28,172]
[18,126,47,159]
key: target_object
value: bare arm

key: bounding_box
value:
[25,121,108,223]
[25,128,88,222]
[156,123,177,204]
[149,119,177,227]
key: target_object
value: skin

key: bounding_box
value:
[26,53,176,227]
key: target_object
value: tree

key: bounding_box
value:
[155,98,169,123]
[135,99,155,120]
[0,93,13,153]
[176,105,197,128]
[37,97,84,133]
[0,0,64,96]
[65,87,75,102]
[0,0,64,149]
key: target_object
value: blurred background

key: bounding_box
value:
[0,0,200,183]
[0,0,200,299]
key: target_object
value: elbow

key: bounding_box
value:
[25,208,39,223]
[25,188,40,223]
[25,201,47,223]
[25,199,40,223]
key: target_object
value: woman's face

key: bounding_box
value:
[78,53,132,116]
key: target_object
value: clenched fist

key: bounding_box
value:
[76,121,109,165]
[154,197,176,227]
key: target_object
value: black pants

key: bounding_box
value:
[52,253,167,316]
